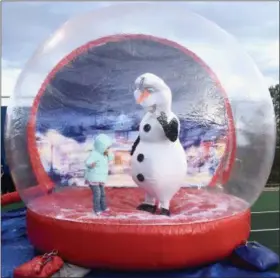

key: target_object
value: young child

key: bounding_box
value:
[85,134,114,215]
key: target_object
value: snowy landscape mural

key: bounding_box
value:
[36,113,229,188]
[34,37,232,189]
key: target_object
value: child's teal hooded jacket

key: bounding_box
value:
[85,134,114,183]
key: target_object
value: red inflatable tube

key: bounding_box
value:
[1,185,53,207]
[1,191,21,206]
[26,187,251,270]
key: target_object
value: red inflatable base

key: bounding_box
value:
[27,187,250,270]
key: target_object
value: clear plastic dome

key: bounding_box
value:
[5,3,276,221]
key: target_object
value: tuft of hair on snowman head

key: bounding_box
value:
[134,73,172,113]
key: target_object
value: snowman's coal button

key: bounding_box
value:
[137,173,145,182]
[143,124,151,132]
[137,154,144,162]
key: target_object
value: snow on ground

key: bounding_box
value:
[29,187,248,224]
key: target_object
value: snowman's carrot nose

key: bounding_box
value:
[137,90,150,104]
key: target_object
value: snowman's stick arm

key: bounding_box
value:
[130,135,140,156]
[157,117,179,142]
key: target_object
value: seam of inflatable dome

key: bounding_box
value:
[26,34,237,194]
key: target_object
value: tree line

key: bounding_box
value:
[269,84,280,146]
[268,84,279,185]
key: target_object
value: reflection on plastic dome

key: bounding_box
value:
[5,4,275,221]
[35,37,233,190]
[9,5,277,269]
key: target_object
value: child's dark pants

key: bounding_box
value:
[89,183,107,213]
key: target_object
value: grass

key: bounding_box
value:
[1,201,25,212]
[251,189,279,212]
[250,189,280,273]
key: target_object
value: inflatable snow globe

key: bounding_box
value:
[5,3,276,270]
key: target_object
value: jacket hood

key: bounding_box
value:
[94,134,113,154]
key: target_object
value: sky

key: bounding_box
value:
[1,1,279,106]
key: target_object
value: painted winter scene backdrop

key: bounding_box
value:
[35,38,231,189]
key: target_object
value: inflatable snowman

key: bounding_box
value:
[130,73,187,216]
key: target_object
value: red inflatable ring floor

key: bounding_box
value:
[26,187,250,270]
